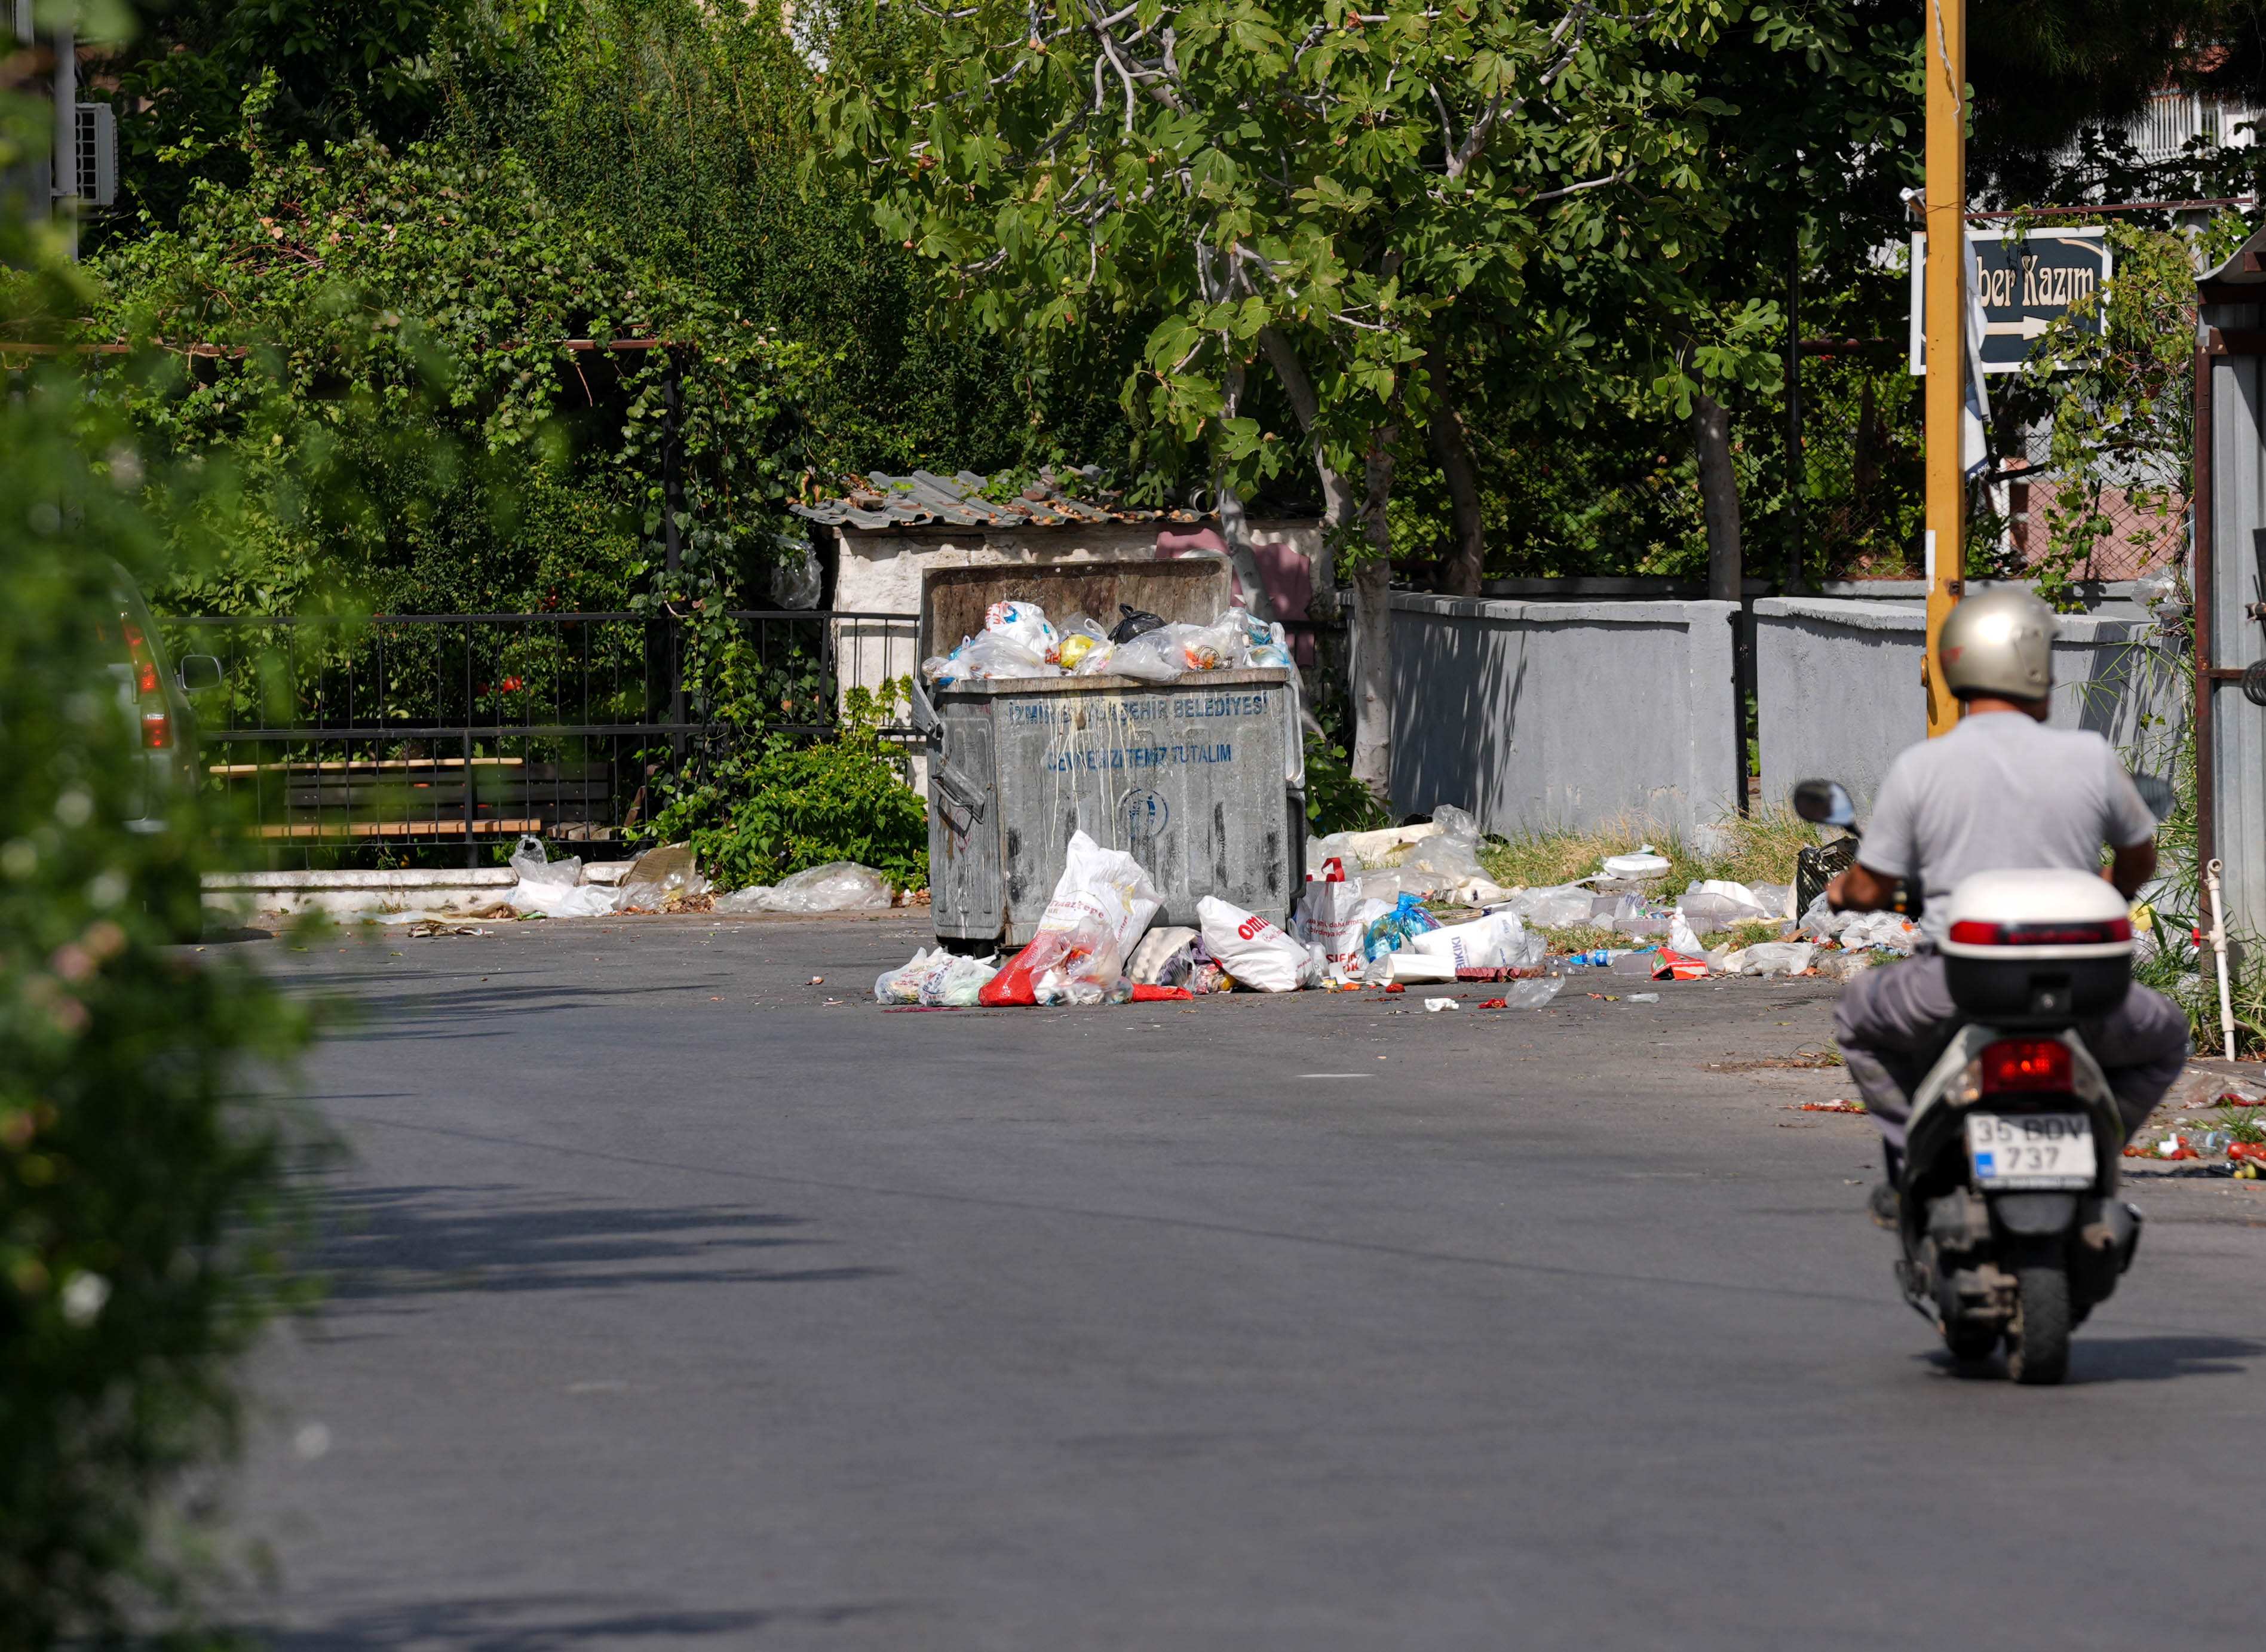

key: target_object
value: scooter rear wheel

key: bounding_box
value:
[2005,1258,2071,1385]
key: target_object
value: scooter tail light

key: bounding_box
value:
[1979,1038,2071,1093]
[1948,918,2132,946]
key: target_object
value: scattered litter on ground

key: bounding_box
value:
[1626,993,1660,1003]
[508,836,620,917]
[1424,997,1459,1012]
[980,832,1163,1006]
[716,862,897,914]
[406,919,489,938]
[1493,977,1565,1009]
[1795,1100,1868,1114]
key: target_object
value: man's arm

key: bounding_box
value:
[1826,860,1900,912]
[2109,839,2155,901]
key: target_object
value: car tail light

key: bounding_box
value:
[122,621,160,696]
[1979,1039,2071,1093]
[142,710,172,749]
[1948,919,2132,946]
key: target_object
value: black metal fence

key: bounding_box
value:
[162,610,924,865]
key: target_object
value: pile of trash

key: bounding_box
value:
[502,836,902,919]
[1304,804,1508,908]
[921,598,1295,686]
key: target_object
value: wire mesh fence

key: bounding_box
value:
[1791,353,2187,585]
[160,610,924,864]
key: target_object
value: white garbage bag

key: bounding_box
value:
[982,830,1164,1004]
[1294,881,1385,978]
[507,835,618,917]
[1729,940,1815,977]
[1197,895,1317,992]
[924,954,1000,1006]
[1410,910,1534,971]
[875,946,950,1003]
[1838,910,1921,954]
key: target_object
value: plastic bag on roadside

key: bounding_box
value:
[615,842,707,910]
[1127,925,1200,986]
[1295,881,1387,978]
[1837,910,1920,955]
[750,862,897,913]
[508,835,619,917]
[875,946,949,1003]
[1410,910,1533,972]
[1730,940,1816,977]
[923,953,999,1006]
[1198,895,1317,991]
[1747,882,1795,919]
[1362,892,1442,964]
[982,830,1164,1005]
[713,885,772,913]
[1496,976,1565,1009]
[1510,882,1599,930]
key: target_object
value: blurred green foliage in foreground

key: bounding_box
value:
[0,113,317,1652]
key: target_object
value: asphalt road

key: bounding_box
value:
[220,911,2266,1650]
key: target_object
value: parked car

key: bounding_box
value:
[94,563,224,932]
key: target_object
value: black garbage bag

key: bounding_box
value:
[1109,604,1167,644]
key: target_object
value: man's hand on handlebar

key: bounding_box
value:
[1825,862,1901,914]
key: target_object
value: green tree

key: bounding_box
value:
[87,125,815,618]
[818,0,1757,795]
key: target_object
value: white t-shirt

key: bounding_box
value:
[1856,711,2157,947]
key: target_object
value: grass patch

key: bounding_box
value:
[1478,804,1825,898]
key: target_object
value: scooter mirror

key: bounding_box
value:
[1791,779,1857,830]
[2131,772,2177,823]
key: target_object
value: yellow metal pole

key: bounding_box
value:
[1921,0,1965,736]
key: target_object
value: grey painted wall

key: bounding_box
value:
[2205,315,2266,938]
[1379,594,1743,840]
[1756,595,2184,816]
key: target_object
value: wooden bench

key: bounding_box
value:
[207,756,621,841]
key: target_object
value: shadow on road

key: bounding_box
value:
[308,1184,887,1304]
[1918,1332,2266,1384]
[257,1594,903,1650]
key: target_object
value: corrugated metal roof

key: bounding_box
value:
[789,470,1209,532]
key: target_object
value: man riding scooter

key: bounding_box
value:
[1824,587,2190,1225]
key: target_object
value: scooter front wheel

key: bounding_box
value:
[2005,1254,2071,1385]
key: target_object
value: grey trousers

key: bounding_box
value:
[1832,954,2190,1151]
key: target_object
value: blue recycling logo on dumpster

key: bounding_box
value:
[1122,788,1169,838]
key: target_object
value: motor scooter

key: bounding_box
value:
[1792,778,2166,1384]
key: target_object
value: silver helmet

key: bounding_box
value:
[1939,588,2056,702]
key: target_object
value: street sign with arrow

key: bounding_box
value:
[1909,227,2112,375]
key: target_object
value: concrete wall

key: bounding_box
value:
[2204,312,2266,938]
[1381,594,1744,841]
[1755,596,2185,813]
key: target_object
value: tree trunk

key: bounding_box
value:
[1214,355,1277,622]
[1257,324,1355,611]
[1428,395,1484,597]
[1350,434,1397,801]
[1692,389,1742,602]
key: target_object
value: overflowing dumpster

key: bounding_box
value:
[910,559,1305,947]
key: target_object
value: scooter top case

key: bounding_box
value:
[1938,868,2135,1027]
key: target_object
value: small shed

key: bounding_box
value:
[790,472,1324,747]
